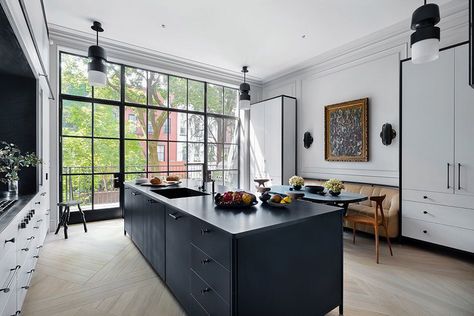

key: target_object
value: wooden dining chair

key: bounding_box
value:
[345,195,393,264]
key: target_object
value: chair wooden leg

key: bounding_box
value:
[55,206,65,235]
[374,224,380,264]
[78,204,87,233]
[352,223,356,244]
[383,221,393,256]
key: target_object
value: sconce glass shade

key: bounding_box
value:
[411,38,440,64]
[88,44,107,87]
[239,81,251,110]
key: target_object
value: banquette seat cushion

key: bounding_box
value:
[304,179,400,238]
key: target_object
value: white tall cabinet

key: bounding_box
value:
[250,96,296,186]
[402,44,474,253]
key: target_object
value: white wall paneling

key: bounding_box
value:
[261,1,469,186]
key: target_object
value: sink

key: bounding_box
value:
[151,187,209,199]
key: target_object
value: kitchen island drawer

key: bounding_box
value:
[191,244,230,303]
[402,217,474,252]
[191,271,229,316]
[191,218,231,269]
[0,223,16,262]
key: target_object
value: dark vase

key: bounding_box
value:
[293,185,302,191]
[329,190,340,196]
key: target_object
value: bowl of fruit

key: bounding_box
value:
[214,191,258,208]
[267,194,292,208]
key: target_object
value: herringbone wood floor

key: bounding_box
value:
[22,220,473,316]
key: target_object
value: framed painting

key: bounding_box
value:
[325,98,368,162]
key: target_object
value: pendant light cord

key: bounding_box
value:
[96,30,99,46]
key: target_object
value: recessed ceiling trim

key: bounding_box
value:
[49,23,263,87]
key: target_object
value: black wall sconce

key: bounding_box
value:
[303,132,314,149]
[380,123,397,145]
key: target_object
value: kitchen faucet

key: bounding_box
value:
[198,165,215,195]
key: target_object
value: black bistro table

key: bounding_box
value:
[270,185,368,214]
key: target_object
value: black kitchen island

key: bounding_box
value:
[124,181,344,316]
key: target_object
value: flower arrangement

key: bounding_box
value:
[0,141,40,188]
[324,178,345,194]
[289,176,304,190]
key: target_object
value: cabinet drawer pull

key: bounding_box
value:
[21,248,29,252]
[200,228,210,235]
[41,192,46,196]
[27,269,35,274]
[200,287,211,294]
[27,236,35,241]
[4,238,15,244]
[33,226,40,229]
[423,230,428,234]
[423,211,428,214]
[447,163,450,189]
[458,163,462,190]
[168,213,181,220]
[201,258,211,264]
[36,245,43,249]
[33,255,40,259]
[132,192,140,196]
[0,265,20,293]
[37,219,43,222]
[35,201,41,205]
[423,195,428,199]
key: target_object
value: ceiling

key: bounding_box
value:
[44,0,455,81]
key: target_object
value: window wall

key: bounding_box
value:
[59,52,240,213]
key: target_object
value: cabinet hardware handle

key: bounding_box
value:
[423,230,427,234]
[200,287,211,294]
[4,238,15,244]
[27,269,35,274]
[447,163,450,189]
[168,213,181,220]
[33,255,40,259]
[423,195,428,199]
[0,265,20,293]
[41,192,46,196]
[21,248,29,252]
[132,192,140,196]
[27,236,35,240]
[201,258,211,264]
[33,226,40,229]
[37,219,43,222]
[35,202,40,205]
[458,163,462,190]
[423,211,428,214]
[22,286,30,290]
[200,228,210,235]
[36,245,43,249]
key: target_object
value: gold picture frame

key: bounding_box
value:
[325,98,368,162]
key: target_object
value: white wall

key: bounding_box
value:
[262,1,469,186]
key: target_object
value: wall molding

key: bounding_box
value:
[49,24,263,88]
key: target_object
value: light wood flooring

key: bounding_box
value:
[22,220,473,316]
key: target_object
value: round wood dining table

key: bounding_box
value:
[269,185,368,214]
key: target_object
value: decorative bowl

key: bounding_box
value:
[305,185,324,193]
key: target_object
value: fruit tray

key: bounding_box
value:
[214,191,258,209]
[214,200,258,209]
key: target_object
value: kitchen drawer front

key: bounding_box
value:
[402,189,474,210]
[0,253,18,313]
[191,271,229,316]
[402,200,474,230]
[0,222,17,262]
[402,217,474,252]
[191,218,231,269]
[191,244,230,303]
[189,295,211,316]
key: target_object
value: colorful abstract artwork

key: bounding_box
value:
[325,98,368,162]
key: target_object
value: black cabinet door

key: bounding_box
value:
[130,191,145,252]
[123,188,132,236]
[144,198,166,279]
[166,208,191,311]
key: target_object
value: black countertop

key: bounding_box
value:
[125,181,343,238]
[0,194,35,233]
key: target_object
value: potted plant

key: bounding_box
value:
[324,178,345,196]
[289,175,304,191]
[0,142,40,196]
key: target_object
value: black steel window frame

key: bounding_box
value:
[59,51,240,221]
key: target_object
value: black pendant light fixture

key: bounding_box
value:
[239,66,251,110]
[88,21,107,86]
[410,1,441,64]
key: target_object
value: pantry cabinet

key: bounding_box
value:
[250,95,297,186]
[401,43,474,253]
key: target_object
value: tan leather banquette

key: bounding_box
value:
[304,179,400,238]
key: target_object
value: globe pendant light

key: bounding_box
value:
[88,21,107,86]
[410,1,441,64]
[239,66,251,110]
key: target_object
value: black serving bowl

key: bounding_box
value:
[305,185,325,193]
